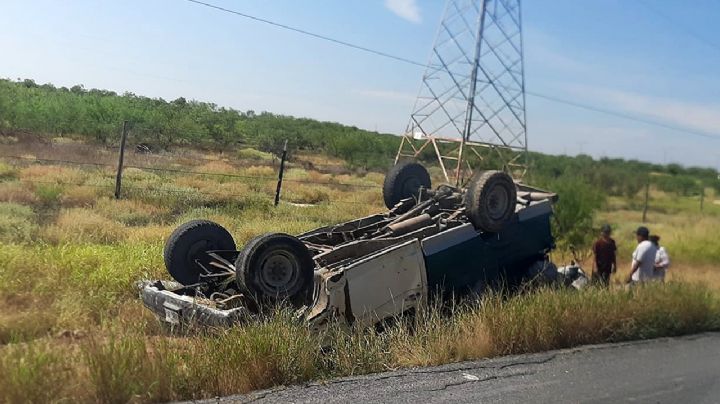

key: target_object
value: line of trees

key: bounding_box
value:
[0,78,400,169]
[1,78,717,196]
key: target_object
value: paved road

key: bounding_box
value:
[209,333,720,403]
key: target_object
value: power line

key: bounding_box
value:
[184,0,426,68]
[527,91,720,140]
[185,0,720,142]
[636,0,720,52]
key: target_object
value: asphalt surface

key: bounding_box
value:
[203,333,720,403]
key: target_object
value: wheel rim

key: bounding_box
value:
[258,250,300,294]
[487,185,510,220]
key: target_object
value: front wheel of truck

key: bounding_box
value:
[235,233,315,305]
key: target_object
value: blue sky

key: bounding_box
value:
[1,0,719,169]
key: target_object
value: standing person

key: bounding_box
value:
[592,224,617,286]
[627,226,658,285]
[650,235,670,282]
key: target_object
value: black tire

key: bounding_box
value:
[465,170,517,232]
[163,220,236,285]
[235,233,314,304]
[383,162,432,209]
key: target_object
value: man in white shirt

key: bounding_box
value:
[650,235,670,282]
[626,226,658,284]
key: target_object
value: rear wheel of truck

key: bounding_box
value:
[235,233,314,305]
[383,161,432,209]
[164,220,236,285]
[465,170,517,232]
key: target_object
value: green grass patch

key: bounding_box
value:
[2,284,715,402]
[0,202,39,243]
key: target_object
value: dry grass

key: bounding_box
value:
[285,185,331,204]
[95,197,169,226]
[19,164,86,184]
[242,165,275,177]
[60,185,99,208]
[0,309,56,345]
[0,342,74,403]
[126,224,174,244]
[0,145,718,403]
[596,208,720,265]
[0,284,715,403]
[44,208,127,244]
[121,167,161,183]
[196,160,237,175]
[0,181,39,205]
[0,161,16,180]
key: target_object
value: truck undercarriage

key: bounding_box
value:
[140,163,586,329]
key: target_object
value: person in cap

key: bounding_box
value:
[592,224,617,286]
[650,235,670,282]
[627,226,658,284]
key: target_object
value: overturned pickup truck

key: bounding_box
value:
[140,162,586,329]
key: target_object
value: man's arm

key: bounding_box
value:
[626,260,640,283]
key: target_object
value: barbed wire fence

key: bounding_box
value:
[0,121,383,207]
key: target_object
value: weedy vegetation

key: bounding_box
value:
[0,134,719,402]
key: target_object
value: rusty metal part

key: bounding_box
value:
[386,213,433,236]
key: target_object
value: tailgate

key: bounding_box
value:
[139,281,249,327]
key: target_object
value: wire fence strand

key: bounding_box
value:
[1,156,381,206]
[0,155,382,189]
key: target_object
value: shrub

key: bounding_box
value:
[33,183,64,207]
[546,176,605,250]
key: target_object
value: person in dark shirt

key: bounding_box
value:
[592,224,617,286]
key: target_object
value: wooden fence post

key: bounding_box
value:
[114,121,129,199]
[641,178,650,223]
[700,185,705,212]
[274,140,288,206]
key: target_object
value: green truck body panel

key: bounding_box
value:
[425,211,554,293]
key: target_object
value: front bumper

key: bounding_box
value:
[139,280,250,327]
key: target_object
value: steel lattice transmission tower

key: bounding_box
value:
[395,0,527,185]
